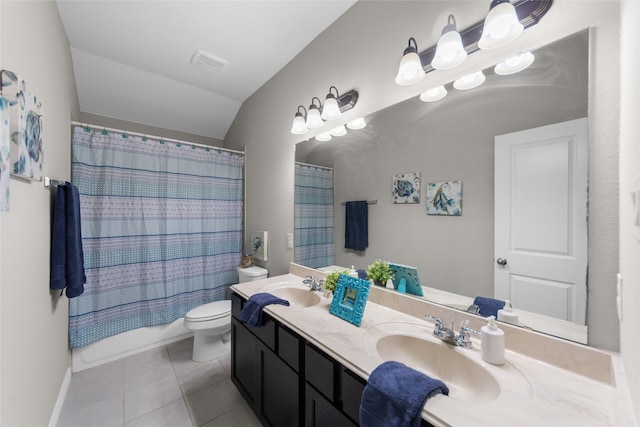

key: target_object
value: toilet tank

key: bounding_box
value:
[238,266,268,283]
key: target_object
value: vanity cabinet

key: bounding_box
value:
[231,293,365,427]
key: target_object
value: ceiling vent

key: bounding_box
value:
[190,49,228,74]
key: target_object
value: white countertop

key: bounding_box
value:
[231,270,636,427]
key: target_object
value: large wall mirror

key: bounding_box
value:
[295,30,590,343]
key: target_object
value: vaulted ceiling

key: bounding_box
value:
[56,1,356,140]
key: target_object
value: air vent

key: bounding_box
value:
[190,49,228,74]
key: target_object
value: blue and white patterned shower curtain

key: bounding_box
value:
[69,126,243,348]
[294,163,334,268]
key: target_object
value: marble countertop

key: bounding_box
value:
[231,269,636,427]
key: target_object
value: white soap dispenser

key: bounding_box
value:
[497,299,519,325]
[481,316,505,366]
[349,265,358,278]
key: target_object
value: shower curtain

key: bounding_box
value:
[69,126,244,348]
[294,163,334,268]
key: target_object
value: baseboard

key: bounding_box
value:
[48,367,71,427]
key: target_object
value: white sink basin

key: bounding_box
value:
[375,334,500,402]
[263,283,321,308]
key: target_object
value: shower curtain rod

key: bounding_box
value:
[295,161,333,171]
[70,121,245,155]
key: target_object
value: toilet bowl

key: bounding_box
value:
[183,300,231,362]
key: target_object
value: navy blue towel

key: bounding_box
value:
[360,361,449,427]
[345,201,368,251]
[473,296,505,318]
[238,293,290,327]
[50,182,86,298]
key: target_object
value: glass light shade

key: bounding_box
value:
[431,30,467,70]
[315,131,332,142]
[321,96,341,121]
[329,125,347,137]
[346,117,366,130]
[290,114,308,135]
[494,51,535,75]
[478,1,523,50]
[420,85,448,102]
[453,71,486,90]
[395,51,425,86]
[306,106,324,129]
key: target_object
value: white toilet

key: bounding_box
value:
[183,300,232,362]
[183,265,268,362]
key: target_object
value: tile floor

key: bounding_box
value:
[58,338,262,427]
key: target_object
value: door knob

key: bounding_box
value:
[496,258,508,266]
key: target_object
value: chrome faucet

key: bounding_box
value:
[424,315,481,348]
[303,275,323,292]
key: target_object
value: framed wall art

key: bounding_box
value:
[250,230,268,261]
[392,172,421,204]
[0,96,10,211]
[1,70,43,181]
[329,275,371,327]
[426,180,462,216]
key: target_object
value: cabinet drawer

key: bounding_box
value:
[339,368,366,425]
[305,343,336,401]
[278,325,301,372]
[231,292,276,351]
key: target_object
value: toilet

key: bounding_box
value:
[183,265,268,362]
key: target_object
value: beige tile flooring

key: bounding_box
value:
[58,338,262,427]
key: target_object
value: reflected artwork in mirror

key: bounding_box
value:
[295,30,590,344]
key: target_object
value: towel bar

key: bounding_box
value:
[44,177,65,187]
[341,200,377,205]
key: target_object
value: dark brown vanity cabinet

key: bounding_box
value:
[231,292,365,427]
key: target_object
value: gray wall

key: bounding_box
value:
[0,2,80,425]
[225,1,620,352]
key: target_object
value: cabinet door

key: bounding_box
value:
[231,318,260,408]
[262,348,300,427]
[305,384,356,427]
[339,368,366,425]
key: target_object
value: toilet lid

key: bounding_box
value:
[185,300,231,322]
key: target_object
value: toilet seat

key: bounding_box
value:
[185,300,231,322]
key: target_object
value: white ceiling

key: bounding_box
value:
[56,1,356,140]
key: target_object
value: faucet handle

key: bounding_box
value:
[458,320,482,348]
[424,314,443,329]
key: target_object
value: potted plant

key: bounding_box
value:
[367,260,394,287]
[323,269,349,297]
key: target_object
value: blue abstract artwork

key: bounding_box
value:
[427,180,462,216]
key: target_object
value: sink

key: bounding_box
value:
[263,283,321,308]
[375,334,501,402]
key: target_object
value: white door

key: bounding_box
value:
[494,118,588,324]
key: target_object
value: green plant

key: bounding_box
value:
[367,260,394,285]
[323,270,349,293]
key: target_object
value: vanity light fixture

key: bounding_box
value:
[420,85,448,102]
[394,0,552,83]
[395,37,426,86]
[478,0,524,50]
[431,15,467,70]
[494,51,535,75]
[315,131,332,142]
[290,106,308,135]
[453,70,486,90]
[346,117,367,130]
[290,89,358,134]
[329,125,347,137]
[321,86,342,121]
[306,97,324,129]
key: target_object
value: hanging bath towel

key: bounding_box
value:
[345,201,368,251]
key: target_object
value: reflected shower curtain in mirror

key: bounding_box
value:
[69,126,243,348]
[294,163,334,268]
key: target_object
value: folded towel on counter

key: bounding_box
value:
[359,361,449,427]
[473,296,505,318]
[238,292,290,327]
[345,201,368,251]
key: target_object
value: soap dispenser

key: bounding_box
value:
[481,316,505,365]
[349,265,358,278]
[497,299,519,325]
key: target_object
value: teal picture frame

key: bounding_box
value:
[329,275,371,327]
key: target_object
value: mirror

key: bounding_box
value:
[295,31,590,343]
